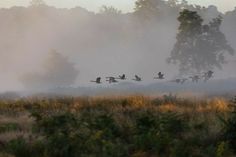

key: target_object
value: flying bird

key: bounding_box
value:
[91,77,102,84]
[106,77,118,83]
[170,78,188,84]
[202,70,214,82]
[132,75,142,82]
[154,72,165,79]
[189,75,200,83]
[180,78,188,84]
[117,74,126,80]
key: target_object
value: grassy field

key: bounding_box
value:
[0,95,235,157]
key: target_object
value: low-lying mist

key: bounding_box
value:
[0,1,236,95]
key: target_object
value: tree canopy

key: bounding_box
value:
[21,50,79,90]
[99,6,122,15]
[30,0,46,6]
[168,9,234,75]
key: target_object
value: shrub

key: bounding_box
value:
[0,123,21,134]
[31,111,128,157]
[216,141,230,157]
[133,111,188,156]
[6,137,44,157]
[221,96,236,152]
[32,112,79,157]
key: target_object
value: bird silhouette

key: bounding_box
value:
[154,72,165,79]
[132,75,142,81]
[170,78,188,84]
[91,77,102,84]
[202,70,214,82]
[189,75,200,83]
[106,77,118,83]
[180,78,188,84]
[117,74,126,80]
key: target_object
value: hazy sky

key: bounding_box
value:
[0,0,235,13]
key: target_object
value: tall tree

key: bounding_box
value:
[168,9,234,75]
[21,50,79,90]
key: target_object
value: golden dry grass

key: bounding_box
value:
[0,96,232,143]
[0,95,234,157]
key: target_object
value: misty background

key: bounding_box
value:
[0,0,236,94]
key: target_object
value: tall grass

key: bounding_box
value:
[0,95,235,157]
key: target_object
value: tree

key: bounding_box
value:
[134,0,166,19]
[167,9,234,75]
[134,0,181,25]
[181,0,188,6]
[167,0,179,7]
[99,6,122,15]
[21,50,79,90]
[30,0,46,7]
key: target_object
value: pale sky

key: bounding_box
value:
[0,0,235,13]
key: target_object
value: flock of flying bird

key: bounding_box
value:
[90,70,214,85]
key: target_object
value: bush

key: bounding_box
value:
[0,123,21,134]
[6,137,44,157]
[32,112,80,157]
[133,111,188,156]
[221,96,236,152]
[1,96,234,157]
[31,111,128,157]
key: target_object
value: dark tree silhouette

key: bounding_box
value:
[168,9,234,75]
[21,50,79,90]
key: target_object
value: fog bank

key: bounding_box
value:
[0,2,235,92]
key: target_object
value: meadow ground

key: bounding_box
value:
[0,94,235,157]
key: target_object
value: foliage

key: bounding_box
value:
[168,9,234,74]
[99,6,122,15]
[0,123,21,134]
[134,0,179,20]
[133,111,188,156]
[0,96,235,157]
[6,137,44,157]
[20,50,79,90]
[31,111,127,157]
[221,96,236,152]
[134,0,165,18]
[216,142,230,157]
[30,0,46,6]
[29,106,191,157]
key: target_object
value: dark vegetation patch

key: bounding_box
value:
[0,95,235,157]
